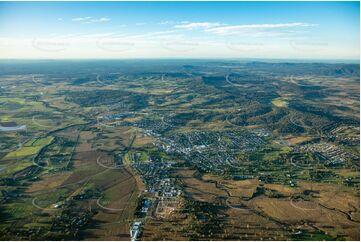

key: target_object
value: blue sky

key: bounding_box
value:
[0,1,359,60]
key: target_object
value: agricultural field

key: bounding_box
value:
[0,60,359,240]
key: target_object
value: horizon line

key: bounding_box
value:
[0,57,359,64]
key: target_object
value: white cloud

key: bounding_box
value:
[159,21,175,25]
[205,22,317,35]
[174,22,222,30]
[118,30,181,40]
[57,18,63,21]
[84,17,111,24]
[72,17,92,22]
[135,22,147,26]
[71,17,110,24]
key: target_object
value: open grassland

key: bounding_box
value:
[0,62,359,240]
[174,168,359,240]
[174,169,227,203]
[12,126,144,240]
[272,97,289,107]
[4,136,54,159]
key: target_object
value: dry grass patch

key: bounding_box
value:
[133,134,155,148]
[176,169,227,202]
[27,172,72,193]
[202,174,259,198]
[284,135,314,145]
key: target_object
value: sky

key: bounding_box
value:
[0,1,359,60]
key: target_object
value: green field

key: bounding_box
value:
[272,97,289,107]
[4,136,54,159]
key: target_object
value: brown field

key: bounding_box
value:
[176,168,359,240]
[122,116,142,123]
[155,200,180,219]
[59,127,143,240]
[132,134,155,148]
[225,206,287,240]
[263,183,297,196]
[172,170,291,240]
[75,125,142,240]
[298,181,360,218]
[202,174,260,198]
[174,169,227,202]
[249,195,359,240]
[93,126,137,151]
[27,172,72,193]
[284,135,314,145]
[85,168,139,240]
[143,198,191,241]
[335,168,360,178]
[142,218,191,240]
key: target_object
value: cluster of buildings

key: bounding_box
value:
[250,128,272,137]
[153,130,266,173]
[132,114,271,174]
[131,158,182,240]
[155,178,182,199]
[299,142,358,166]
[170,130,265,153]
[328,125,360,145]
[134,159,181,199]
[130,221,142,241]
[97,112,134,126]
[134,116,172,134]
[129,199,152,241]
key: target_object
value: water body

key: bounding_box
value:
[0,125,26,131]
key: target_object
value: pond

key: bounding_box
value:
[0,124,26,131]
